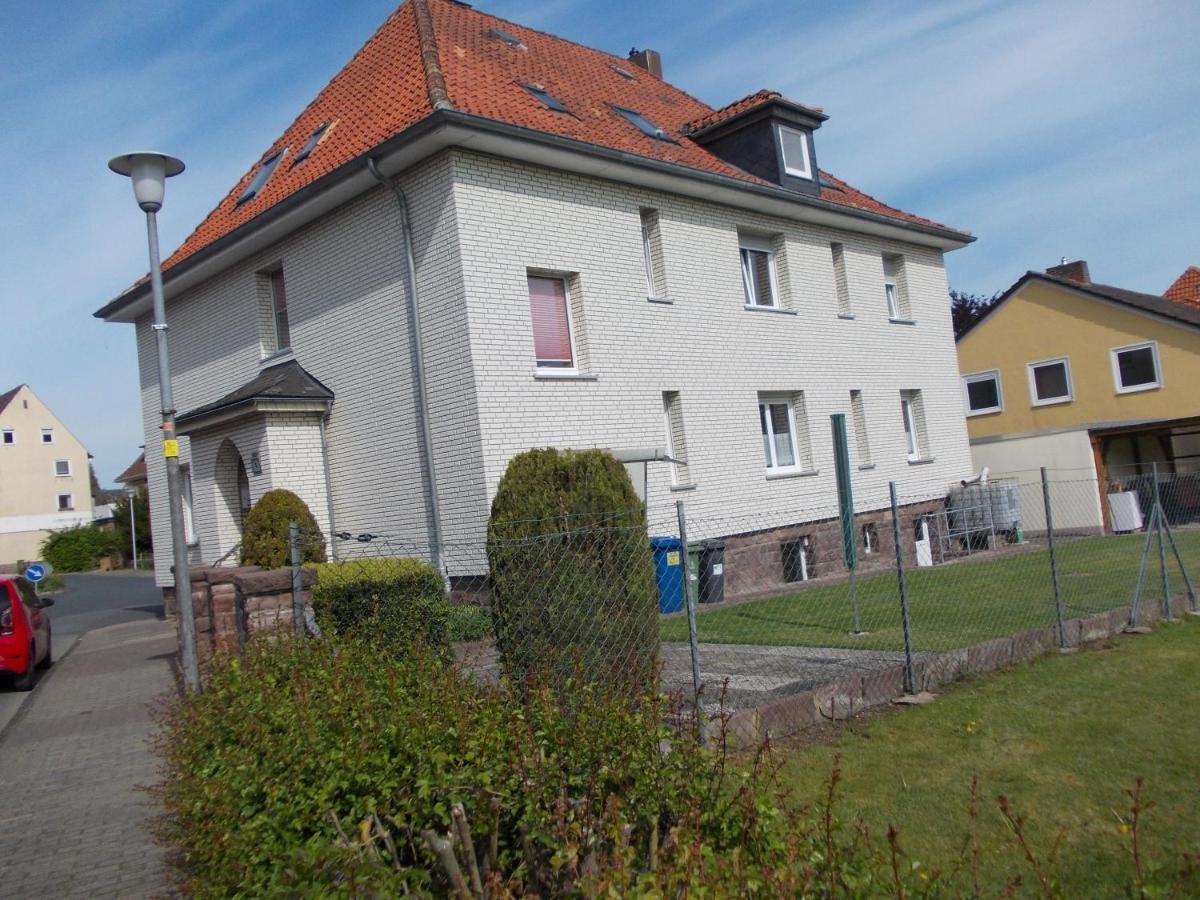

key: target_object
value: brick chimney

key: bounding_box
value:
[628,48,662,78]
[1046,259,1090,284]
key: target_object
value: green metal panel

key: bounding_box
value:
[831,414,856,571]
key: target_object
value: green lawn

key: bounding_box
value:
[661,529,1200,652]
[775,617,1200,893]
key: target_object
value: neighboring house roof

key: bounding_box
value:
[103,0,967,314]
[1164,266,1200,309]
[115,453,147,485]
[957,270,1200,342]
[0,385,24,415]
[176,360,334,427]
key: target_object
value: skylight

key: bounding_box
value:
[522,84,569,113]
[611,64,636,80]
[292,122,330,166]
[611,106,674,142]
[487,27,527,50]
[237,149,286,205]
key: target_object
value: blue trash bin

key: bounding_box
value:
[650,536,684,614]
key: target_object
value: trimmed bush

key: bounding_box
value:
[157,637,774,898]
[313,557,450,652]
[486,448,658,682]
[240,489,325,568]
[40,525,119,572]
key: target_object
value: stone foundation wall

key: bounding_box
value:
[722,498,944,599]
[186,565,316,665]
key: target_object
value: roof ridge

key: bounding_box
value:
[426,0,716,112]
[413,0,454,111]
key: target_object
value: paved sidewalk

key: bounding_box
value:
[0,617,177,899]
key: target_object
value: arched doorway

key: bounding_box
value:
[214,439,252,556]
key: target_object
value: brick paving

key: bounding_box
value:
[0,617,177,899]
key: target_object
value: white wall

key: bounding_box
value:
[449,150,974,543]
[969,429,1103,532]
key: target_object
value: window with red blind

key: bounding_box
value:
[527,275,574,368]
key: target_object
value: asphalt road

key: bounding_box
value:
[0,572,164,735]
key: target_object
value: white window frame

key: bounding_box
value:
[777,125,813,180]
[54,459,71,477]
[1110,341,1162,394]
[962,369,1003,416]
[528,272,579,374]
[40,428,53,444]
[759,394,801,474]
[1026,356,1074,406]
[662,392,690,486]
[739,234,780,309]
[640,208,667,299]
[181,465,196,545]
[1,429,13,445]
[57,493,73,511]
[901,394,921,461]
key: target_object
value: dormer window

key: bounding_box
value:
[612,106,674,142]
[777,125,812,180]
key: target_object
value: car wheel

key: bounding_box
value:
[36,631,52,670]
[11,644,36,691]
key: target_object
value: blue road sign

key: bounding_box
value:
[24,564,45,583]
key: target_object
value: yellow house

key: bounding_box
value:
[0,385,93,564]
[956,261,1200,530]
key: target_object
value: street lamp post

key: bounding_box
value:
[125,486,139,571]
[108,151,201,692]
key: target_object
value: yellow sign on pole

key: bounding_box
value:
[163,439,179,458]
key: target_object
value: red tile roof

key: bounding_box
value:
[1164,266,1200,309]
[115,453,147,485]
[157,0,961,277]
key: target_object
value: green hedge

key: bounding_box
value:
[156,637,779,897]
[486,448,658,683]
[240,489,326,569]
[40,525,120,572]
[312,557,450,653]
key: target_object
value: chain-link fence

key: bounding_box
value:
[282,465,1199,741]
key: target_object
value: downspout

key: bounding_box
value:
[318,412,339,561]
[367,158,446,577]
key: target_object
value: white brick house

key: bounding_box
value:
[97,0,975,594]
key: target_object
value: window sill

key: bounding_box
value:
[647,295,674,305]
[966,408,1002,417]
[533,371,598,382]
[857,463,876,471]
[744,304,798,316]
[837,313,856,320]
[888,317,916,326]
[260,348,295,369]
[1115,383,1161,395]
[1031,397,1072,408]
[907,457,936,466]
[766,467,818,481]
[669,482,698,493]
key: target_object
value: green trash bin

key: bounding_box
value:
[686,542,702,605]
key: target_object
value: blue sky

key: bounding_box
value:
[1,0,1197,485]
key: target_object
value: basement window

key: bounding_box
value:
[611,105,674,142]
[291,122,330,166]
[237,149,286,205]
[522,84,569,113]
[488,27,527,50]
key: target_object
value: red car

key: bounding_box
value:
[0,576,53,691]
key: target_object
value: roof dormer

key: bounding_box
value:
[685,91,828,197]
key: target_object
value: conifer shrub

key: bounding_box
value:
[239,489,325,568]
[313,557,450,653]
[486,448,658,682]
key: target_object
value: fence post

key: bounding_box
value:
[675,500,702,708]
[1041,467,1067,648]
[1153,463,1172,621]
[888,482,917,695]
[289,521,304,636]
